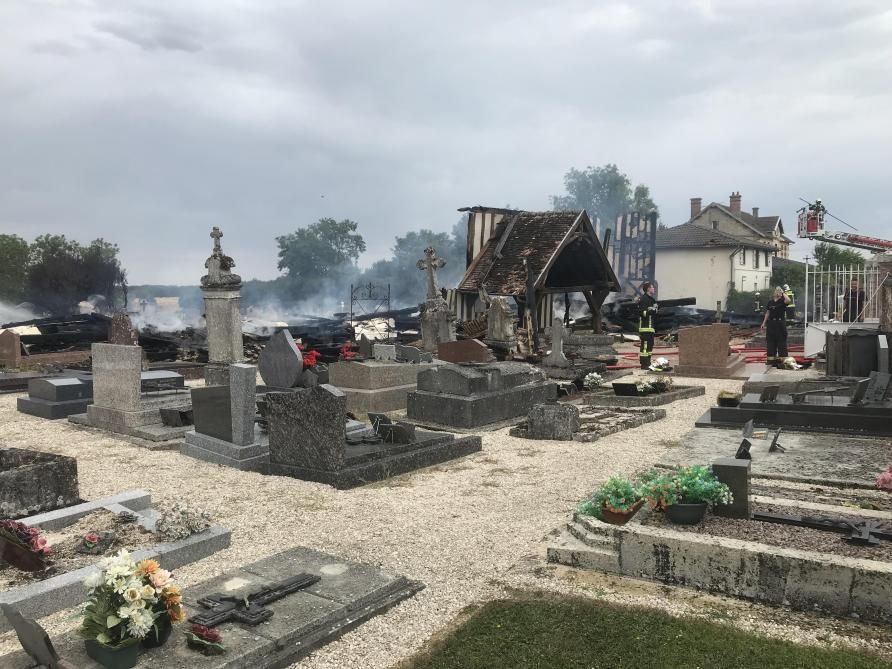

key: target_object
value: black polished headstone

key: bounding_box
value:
[734,438,752,460]
[191,386,232,441]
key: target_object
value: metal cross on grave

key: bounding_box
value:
[210,226,223,253]
[416,246,446,300]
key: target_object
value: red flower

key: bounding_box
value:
[191,624,222,643]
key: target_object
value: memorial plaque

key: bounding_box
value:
[734,438,752,460]
[191,386,232,442]
[741,419,755,438]
[866,371,891,403]
[848,378,871,405]
[768,428,785,453]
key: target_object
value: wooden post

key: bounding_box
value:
[880,277,892,333]
[582,289,610,334]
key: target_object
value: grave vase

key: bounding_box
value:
[141,615,173,649]
[84,638,140,669]
[665,502,708,525]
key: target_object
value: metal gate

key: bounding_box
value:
[804,263,886,325]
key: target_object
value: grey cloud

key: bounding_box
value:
[93,19,202,53]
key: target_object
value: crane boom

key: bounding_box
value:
[797,202,892,253]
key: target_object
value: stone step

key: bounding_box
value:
[566,520,618,550]
[547,528,621,573]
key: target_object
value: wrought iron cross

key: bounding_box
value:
[210,226,223,253]
[416,246,446,300]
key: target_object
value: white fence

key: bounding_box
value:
[804,264,886,326]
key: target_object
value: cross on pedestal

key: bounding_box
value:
[211,226,223,253]
[417,246,446,300]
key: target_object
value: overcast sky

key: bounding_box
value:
[2,1,891,284]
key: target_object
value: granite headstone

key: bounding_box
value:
[259,329,303,389]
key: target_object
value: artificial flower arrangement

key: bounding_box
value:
[877,466,892,493]
[79,550,185,656]
[577,475,642,523]
[0,519,51,571]
[297,343,320,368]
[339,342,356,360]
[186,624,226,655]
[639,466,733,510]
[582,372,605,390]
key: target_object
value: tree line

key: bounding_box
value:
[0,234,125,316]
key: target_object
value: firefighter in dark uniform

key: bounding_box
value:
[637,282,657,369]
[761,286,792,367]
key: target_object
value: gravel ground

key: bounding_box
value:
[2,371,892,668]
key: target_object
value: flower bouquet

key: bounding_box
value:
[582,372,605,391]
[0,519,51,572]
[79,550,185,668]
[186,624,226,655]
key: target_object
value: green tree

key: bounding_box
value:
[551,164,659,229]
[0,234,30,303]
[813,242,865,269]
[25,235,125,313]
[357,219,468,306]
[770,262,806,294]
[276,218,366,300]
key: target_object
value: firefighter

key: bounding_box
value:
[761,286,791,367]
[782,283,795,321]
[637,282,657,369]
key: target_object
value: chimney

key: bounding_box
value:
[690,197,702,219]
[752,207,759,218]
[729,191,741,213]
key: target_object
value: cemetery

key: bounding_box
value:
[2,224,892,668]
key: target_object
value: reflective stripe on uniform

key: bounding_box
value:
[639,328,655,333]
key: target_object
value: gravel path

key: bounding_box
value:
[2,372,892,667]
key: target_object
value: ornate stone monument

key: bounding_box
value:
[201,227,244,385]
[416,246,456,352]
[483,296,517,354]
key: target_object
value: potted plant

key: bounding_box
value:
[79,550,186,668]
[0,519,51,572]
[577,476,644,525]
[717,390,743,407]
[582,372,605,391]
[639,466,733,525]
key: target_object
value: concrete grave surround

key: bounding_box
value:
[373,344,397,361]
[676,324,747,379]
[548,508,892,624]
[258,329,303,389]
[328,359,435,414]
[72,345,192,444]
[1,546,423,669]
[436,339,493,364]
[0,330,23,368]
[584,384,706,407]
[407,362,557,430]
[182,363,268,471]
[0,448,79,519]
[265,384,482,488]
[0,490,230,634]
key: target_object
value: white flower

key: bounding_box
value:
[124,588,141,605]
[140,584,156,600]
[84,571,103,590]
[117,605,134,619]
[126,608,155,639]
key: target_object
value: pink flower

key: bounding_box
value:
[877,466,892,493]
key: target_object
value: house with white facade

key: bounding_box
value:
[688,192,792,258]
[655,222,775,310]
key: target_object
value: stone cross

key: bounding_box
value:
[417,246,446,300]
[542,321,569,368]
[211,226,223,253]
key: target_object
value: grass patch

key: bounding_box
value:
[403,593,890,669]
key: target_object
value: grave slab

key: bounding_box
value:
[436,339,493,364]
[0,330,23,368]
[0,546,422,669]
[258,329,303,389]
[658,428,890,487]
[676,324,747,379]
[328,359,440,414]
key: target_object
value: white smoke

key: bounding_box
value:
[0,301,39,326]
